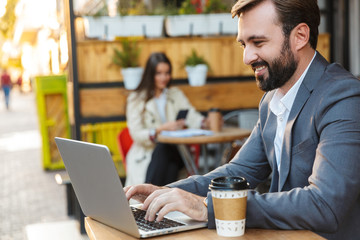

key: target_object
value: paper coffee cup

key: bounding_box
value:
[208,108,222,132]
[209,176,249,237]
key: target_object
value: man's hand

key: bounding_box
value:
[125,184,208,223]
[124,184,161,203]
[143,187,207,222]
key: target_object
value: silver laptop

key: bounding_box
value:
[54,137,207,238]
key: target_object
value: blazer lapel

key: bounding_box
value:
[263,112,277,171]
[278,52,328,191]
[261,91,277,171]
[279,85,311,190]
[264,112,280,192]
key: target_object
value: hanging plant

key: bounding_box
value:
[204,0,228,14]
[178,0,229,15]
[179,0,202,14]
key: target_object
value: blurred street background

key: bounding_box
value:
[0,88,86,239]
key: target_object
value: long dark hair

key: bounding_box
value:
[135,52,172,103]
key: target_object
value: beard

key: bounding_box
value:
[253,38,298,92]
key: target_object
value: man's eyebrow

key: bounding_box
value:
[237,35,267,43]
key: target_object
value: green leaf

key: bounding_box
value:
[183,49,209,68]
[112,39,141,68]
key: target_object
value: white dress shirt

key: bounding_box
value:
[270,52,316,172]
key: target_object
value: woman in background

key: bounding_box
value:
[125,52,208,187]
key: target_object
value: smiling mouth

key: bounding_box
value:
[253,65,267,78]
[252,61,268,74]
[254,65,266,73]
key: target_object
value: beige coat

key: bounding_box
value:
[125,87,204,186]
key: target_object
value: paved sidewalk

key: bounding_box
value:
[0,90,84,239]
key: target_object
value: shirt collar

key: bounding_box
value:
[270,52,317,114]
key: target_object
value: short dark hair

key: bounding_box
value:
[136,52,172,103]
[231,0,320,49]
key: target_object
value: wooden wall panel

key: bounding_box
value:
[79,81,263,118]
[77,34,330,84]
[80,88,129,117]
[77,36,252,83]
[178,82,263,112]
[317,33,330,60]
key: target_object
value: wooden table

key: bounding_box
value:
[157,127,251,175]
[85,217,326,240]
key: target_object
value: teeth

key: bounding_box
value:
[255,66,266,71]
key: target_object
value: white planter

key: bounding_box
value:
[165,14,207,36]
[185,64,208,86]
[121,67,143,90]
[83,15,165,40]
[207,13,238,35]
[165,13,237,37]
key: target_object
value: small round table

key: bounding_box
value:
[157,127,251,175]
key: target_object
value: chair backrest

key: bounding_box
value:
[117,127,133,169]
[223,109,259,130]
[221,109,259,164]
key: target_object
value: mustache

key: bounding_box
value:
[251,61,268,70]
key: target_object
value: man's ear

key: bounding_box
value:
[291,23,310,51]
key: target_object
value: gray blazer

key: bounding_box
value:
[168,53,360,240]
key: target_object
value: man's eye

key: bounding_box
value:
[254,41,263,46]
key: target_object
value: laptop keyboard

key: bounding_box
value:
[131,206,185,232]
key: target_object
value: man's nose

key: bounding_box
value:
[243,47,258,66]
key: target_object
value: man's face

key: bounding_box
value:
[237,1,298,92]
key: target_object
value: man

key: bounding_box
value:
[125,0,360,239]
[1,69,12,110]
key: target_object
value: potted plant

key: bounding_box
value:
[165,0,237,37]
[114,1,165,39]
[112,39,143,90]
[183,49,210,86]
[82,0,165,40]
[165,0,206,37]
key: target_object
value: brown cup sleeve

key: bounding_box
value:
[212,197,247,221]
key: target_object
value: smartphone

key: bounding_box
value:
[176,109,189,120]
